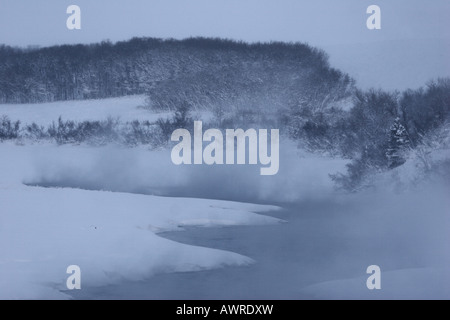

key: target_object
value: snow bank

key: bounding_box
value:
[0,95,152,126]
[0,95,213,127]
[0,144,282,299]
[300,267,450,300]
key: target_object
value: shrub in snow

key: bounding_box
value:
[0,115,20,141]
[24,123,47,141]
[334,121,450,192]
[122,120,163,147]
[156,101,193,141]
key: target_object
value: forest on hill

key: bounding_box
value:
[0,37,352,108]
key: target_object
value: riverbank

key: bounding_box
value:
[68,192,449,299]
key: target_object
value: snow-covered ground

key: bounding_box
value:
[0,93,284,299]
[0,142,284,299]
[0,131,347,299]
[301,267,449,300]
[0,95,212,127]
[0,95,151,126]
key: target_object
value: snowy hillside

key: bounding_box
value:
[0,95,164,126]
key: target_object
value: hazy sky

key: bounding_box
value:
[0,0,448,47]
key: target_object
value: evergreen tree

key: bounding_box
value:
[386,117,410,168]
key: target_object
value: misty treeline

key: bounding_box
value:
[0,37,351,106]
[1,37,449,190]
